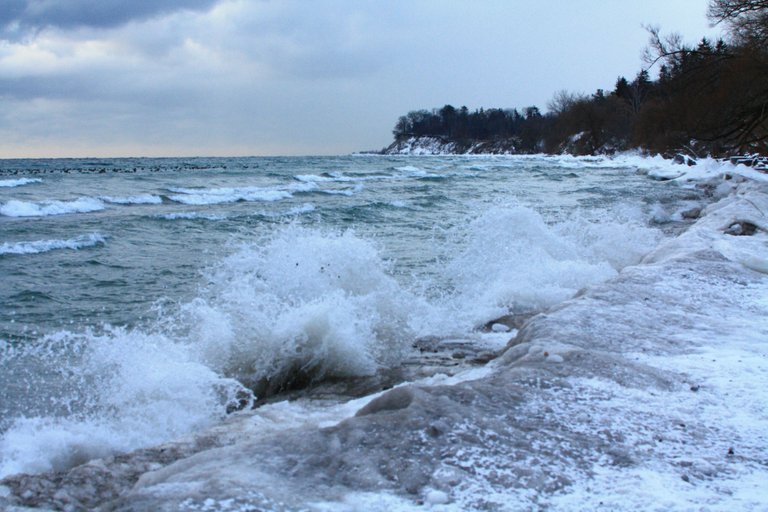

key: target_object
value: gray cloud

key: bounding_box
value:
[0,0,721,158]
[0,0,221,36]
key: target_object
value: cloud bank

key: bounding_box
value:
[0,0,219,35]
[0,0,719,157]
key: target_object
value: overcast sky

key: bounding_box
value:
[0,0,721,158]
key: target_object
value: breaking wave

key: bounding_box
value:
[0,227,424,478]
[0,203,664,478]
[0,234,105,256]
[167,183,314,206]
[0,197,105,217]
[100,194,163,205]
[0,178,42,188]
[435,204,663,328]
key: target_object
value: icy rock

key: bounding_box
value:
[725,221,758,236]
[482,312,537,331]
[491,323,510,332]
[546,353,565,363]
[355,386,415,416]
[424,489,449,505]
[681,207,701,219]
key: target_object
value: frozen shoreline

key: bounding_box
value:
[2,158,767,511]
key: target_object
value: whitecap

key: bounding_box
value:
[156,212,227,221]
[436,204,662,329]
[101,194,163,205]
[167,186,293,206]
[295,173,391,184]
[0,178,42,188]
[0,233,106,256]
[0,328,248,478]
[0,227,426,477]
[181,226,425,392]
[0,197,105,217]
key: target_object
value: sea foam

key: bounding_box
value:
[0,226,423,477]
[180,226,421,392]
[0,196,665,479]
[100,194,163,205]
[0,328,248,478]
[0,197,105,217]
[167,183,315,206]
[0,233,105,256]
[0,178,42,188]
[435,204,662,329]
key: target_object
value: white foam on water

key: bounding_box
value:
[0,328,248,478]
[294,173,390,183]
[396,166,448,179]
[0,178,42,188]
[0,226,427,478]
[280,203,316,216]
[180,225,425,387]
[318,186,362,196]
[101,194,163,205]
[0,197,105,217]
[156,212,228,221]
[0,233,105,255]
[294,174,338,183]
[168,186,293,206]
[0,166,679,480]
[433,204,662,330]
[252,203,317,219]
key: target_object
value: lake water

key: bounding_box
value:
[0,154,703,477]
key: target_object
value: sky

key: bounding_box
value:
[0,0,722,158]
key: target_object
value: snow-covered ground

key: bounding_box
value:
[2,157,767,511]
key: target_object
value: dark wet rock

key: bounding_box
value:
[729,155,768,171]
[725,220,758,236]
[673,154,697,166]
[481,311,538,332]
[252,336,503,408]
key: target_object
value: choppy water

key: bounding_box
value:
[0,154,703,477]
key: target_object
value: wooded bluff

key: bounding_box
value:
[384,0,768,158]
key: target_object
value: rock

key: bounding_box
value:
[355,386,415,416]
[681,207,701,219]
[725,221,758,236]
[673,154,697,166]
[482,312,538,332]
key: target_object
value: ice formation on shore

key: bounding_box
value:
[2,157,767,511]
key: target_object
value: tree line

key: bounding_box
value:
[390,0,768,157]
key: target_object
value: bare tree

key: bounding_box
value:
[546,90,586,116]
[708,0,768,48]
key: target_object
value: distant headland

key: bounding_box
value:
[381,3,768,158]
